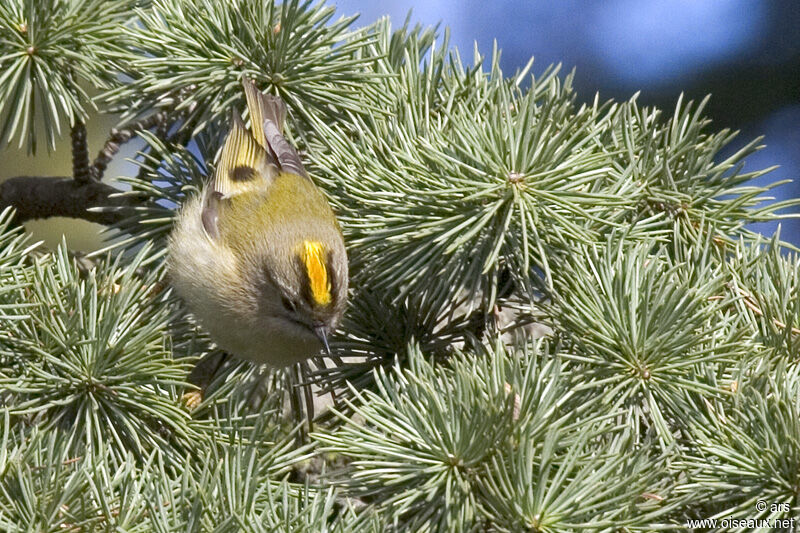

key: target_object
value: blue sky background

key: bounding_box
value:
[334,0,800,244]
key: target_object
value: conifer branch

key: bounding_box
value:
[735,285,800,335]
[0,1,798,529]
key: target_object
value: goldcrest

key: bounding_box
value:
[168,78,348,367]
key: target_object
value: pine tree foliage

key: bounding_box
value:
[1,0,799,531]
[0,244,192,463]
[106,0,382,135]
[316,341,678,531]
[547,234,748,447]
[0,208,38,321]
[0,0,140,152]
[677,363,800,524]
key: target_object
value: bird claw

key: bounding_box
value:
[181,389,204,410]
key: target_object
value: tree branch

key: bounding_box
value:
[2,111,179,227]
[71,121,91,184]
[0,176,135,225]
[90,111,168,181]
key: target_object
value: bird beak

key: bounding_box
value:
[314,325,331,355]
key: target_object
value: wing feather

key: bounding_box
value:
[202,110,276,238]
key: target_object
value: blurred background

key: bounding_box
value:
[2,0,798,248]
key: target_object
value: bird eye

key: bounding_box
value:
[281,296,297,313]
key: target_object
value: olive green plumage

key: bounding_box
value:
[168,78,348,367]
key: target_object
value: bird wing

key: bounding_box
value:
[202,110,276,239]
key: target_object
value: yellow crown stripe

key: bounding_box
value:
[302,241,331,306]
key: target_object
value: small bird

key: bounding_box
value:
[168,78,348,369]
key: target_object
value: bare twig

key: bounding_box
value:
[90,111,169,181]
[71,121,91,184]
[9,92,191,224]
[0,176,136,225]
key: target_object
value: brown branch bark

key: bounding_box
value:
[5,106,185,226]
[90,111,168,181]
[71,121,91,184]
[0,176,135,225]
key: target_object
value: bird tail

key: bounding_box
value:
[241,77,306,177]
[242,77,286,146]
